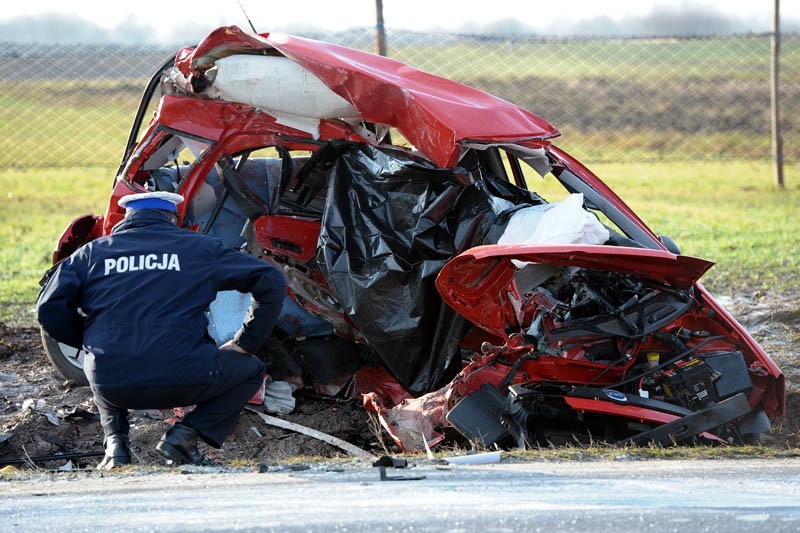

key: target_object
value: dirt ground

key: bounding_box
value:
[1,290,798,469]
[0,325,382,469]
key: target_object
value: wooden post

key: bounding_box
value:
[771,0,784,188]
[375,0,387,56]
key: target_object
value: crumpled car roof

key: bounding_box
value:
[175,26,559,167]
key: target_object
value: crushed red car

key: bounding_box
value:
[42,26,784,451]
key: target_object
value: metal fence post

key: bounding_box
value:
[375,0,387,56]
[771,0,785,188]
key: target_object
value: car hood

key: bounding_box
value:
[435,244,714,337]
[174,26,559,168]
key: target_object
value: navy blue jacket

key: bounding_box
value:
[36,210,286,389]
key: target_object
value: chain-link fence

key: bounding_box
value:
[1,30,797,169]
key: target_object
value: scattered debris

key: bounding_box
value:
[445,451,502,466]
[263,381,296,415]
[64,407,100,421]
[246,407,373,458]
[21,398,44,411]
[371,455,406,469]
[0,316,799,467]
[0,451,105,468]
[19,398,62,426]
[132,409,163,420]
[372,455,425,481]
[0,465,20,476]
[41,411,60,426]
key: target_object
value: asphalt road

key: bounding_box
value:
[2,458,800,532]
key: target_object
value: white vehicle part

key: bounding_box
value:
[499,192,610,247]
[207,290,251,346]
[205,55,362,137]
[446,451,502,465]
[263,381,296,415]
[141,136,184,171]
[499,192,610,278]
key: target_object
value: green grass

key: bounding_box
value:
[0,167,113,325]
[3,34,799,170]
[393,35,800,82]
[591,160,800,294]
[0,92,134,169]
[1,159,797,326]
[528,159,800,294]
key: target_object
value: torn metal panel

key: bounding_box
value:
[436,244,716,339]
[352,367,412,408]
[51,214,103,264]
[362,388,448,452]
[173,26,559,167]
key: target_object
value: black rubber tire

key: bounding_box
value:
[40,328,89,387]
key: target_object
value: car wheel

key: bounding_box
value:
[40,328,89,387]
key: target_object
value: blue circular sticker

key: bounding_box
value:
[604,389,627,403]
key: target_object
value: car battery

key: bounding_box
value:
[662,358,720,410]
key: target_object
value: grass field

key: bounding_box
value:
[1,159,797,326]
[0,167,112,325]
[0,91,134,168]
[1,33,798,169]
[0,34,797,325]
[394,35,800,82]
[588,160,800,293]
[3,82,793,168]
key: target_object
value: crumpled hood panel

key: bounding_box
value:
[436,243,715,337]
[175,26,559,167]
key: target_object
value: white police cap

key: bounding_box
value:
[118,191,185,212]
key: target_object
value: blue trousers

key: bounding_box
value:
[91,349,264,448]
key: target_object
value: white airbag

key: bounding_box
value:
[205,55,361,136]
[499,193,610,246]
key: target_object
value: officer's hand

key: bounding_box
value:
[221,340,250,355]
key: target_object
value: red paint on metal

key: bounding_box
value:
[565,396,679,424]
[436,244,714,337]
[354,366,412,408]
[52,214,103,263]
[175,26,559,168]
[254,216,322,263]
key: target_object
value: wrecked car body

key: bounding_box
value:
[42,26,784,451]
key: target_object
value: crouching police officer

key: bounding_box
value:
[36,191,286,469]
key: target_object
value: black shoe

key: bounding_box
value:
[97,434,131,470]
[156,423,212,466]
